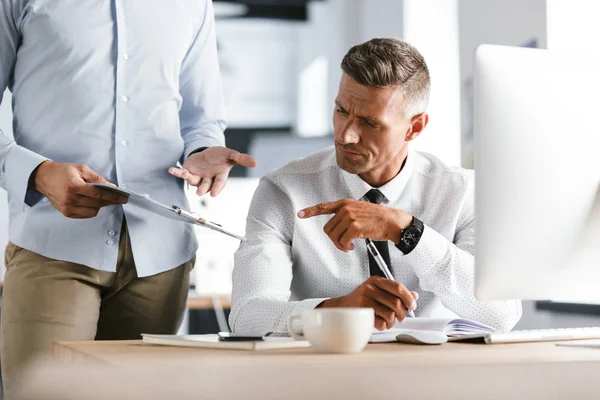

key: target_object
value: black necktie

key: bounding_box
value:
[364,189,392,278]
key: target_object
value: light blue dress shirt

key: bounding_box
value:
[0,0,226,276]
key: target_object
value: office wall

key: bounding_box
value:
[0,89,13,277]
[546,0,600,53]
[296,0,462,165]
[403,0,461,167]
[458,0,547,167]
[216,19,300,129]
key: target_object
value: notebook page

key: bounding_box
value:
[445,319,495,336]
[388,318,456,332]
[370,318,456,342]
[370,317,496,341]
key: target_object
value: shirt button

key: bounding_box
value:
[106,240,114,245]
[121,95,129,102]
[108,230,116,237]
[121,140,128,147]
[123,53,129,60]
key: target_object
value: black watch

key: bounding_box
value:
[395,217,424,255]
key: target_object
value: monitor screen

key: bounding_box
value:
[474,45,600,302]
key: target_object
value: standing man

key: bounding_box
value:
[0,0,255,395]
[230,38,521,336]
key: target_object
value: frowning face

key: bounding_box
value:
[333,74,428,187]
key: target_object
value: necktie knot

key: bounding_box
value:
[365,189,385,205]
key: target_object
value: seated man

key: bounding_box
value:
[230,38,522,335]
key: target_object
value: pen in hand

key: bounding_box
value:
[365,238,416,318]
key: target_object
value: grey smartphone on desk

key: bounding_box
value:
[217,332,265,342]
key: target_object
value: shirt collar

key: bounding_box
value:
[339,148,415,205]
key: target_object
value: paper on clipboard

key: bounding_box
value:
[92,183,246,241]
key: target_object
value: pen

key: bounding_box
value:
[172,205,222,226]
[171,205,245,241]
[365,238,416,318]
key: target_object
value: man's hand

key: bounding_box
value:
[168,146,257,197]
[318,276,419,330]
[33,161,128,219]
[297,199,413,251]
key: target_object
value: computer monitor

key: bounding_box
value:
[474,45,600,302]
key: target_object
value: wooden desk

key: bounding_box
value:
[16,339,600,399]
[186,295,230,310]
[52,339,600,368]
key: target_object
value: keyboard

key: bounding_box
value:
[449,327,600,344]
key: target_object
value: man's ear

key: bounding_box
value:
[406,112,429,142]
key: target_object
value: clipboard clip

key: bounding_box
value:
[170,205,247,242]
[171,205,222,227]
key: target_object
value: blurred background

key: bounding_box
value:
[1,0,599,333]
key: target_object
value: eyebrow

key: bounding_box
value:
[335,100,380,126]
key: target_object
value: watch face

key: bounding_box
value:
[402,226,421,246]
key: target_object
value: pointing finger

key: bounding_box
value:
[297,200,344,219]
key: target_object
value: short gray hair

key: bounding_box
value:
[341,38,430,118]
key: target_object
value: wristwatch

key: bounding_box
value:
[395,217,424,255]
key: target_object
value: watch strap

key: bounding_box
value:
[395,216,424,255]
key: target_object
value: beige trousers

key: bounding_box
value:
[1,220,193,398]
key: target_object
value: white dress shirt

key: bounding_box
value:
[0,0,225,276]
[230,147,522,335]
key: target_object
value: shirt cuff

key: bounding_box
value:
[402,224,449,275]
[182,131,225,160]
[4,145,49,210]
[187,147,208,158]
[287,298,330,335]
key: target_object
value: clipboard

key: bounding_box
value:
[92,183,246,241]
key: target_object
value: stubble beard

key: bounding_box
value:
[335,150,370,175]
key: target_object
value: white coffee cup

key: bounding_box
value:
[287,308,374,354]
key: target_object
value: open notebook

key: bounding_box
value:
[142,334,310,351]
[370,317,496,343]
